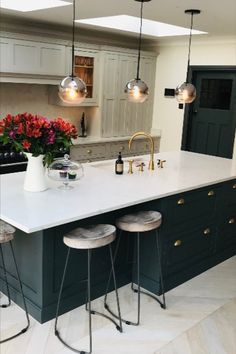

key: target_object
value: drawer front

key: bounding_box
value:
[217,208,236,250]
[162,187,219,234]
[70,144,106,162]
[109,141,129,157]
[223,179,236,206]
[164,225,215,275]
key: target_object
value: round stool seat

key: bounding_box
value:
[63,224,116,249]
[0,220,15,244]
[116,210,162,233]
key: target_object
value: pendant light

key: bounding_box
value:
[124,0,151,103]
[58,0,87,104]
[175,9,201,104]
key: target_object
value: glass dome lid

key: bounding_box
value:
[48,154,84,190]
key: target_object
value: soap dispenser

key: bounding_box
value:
[115,152,124,175]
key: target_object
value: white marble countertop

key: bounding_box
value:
[1,151,236,234]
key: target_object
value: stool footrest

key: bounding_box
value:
[131,284,166,309]
[86,307,122,333]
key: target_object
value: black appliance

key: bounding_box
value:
[0,144,69,174]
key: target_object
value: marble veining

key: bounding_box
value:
[1,256,236,354]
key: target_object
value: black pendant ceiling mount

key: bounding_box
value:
[58,0,87,104]
[175,9,201,104]
[124,0,151,103]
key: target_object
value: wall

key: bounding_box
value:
[152,36,236,159]
[0,83,97,136]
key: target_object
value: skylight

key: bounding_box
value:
[0,0,71,12]
[76,15,207,37]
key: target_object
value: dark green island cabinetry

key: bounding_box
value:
[1,178,235,323]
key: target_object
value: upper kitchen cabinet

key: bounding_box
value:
[0,37,66,77]
[101,50,156,137]
[65,47,100,106]
[48,47,100,106]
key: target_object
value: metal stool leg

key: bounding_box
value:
[108,243,123,332]
[104,231,122,305]
[131,229,166,309]
[0,241,30,344]
[105,232,141,326]
[86,245,123,332]
[155,229,166,309]
[55,248,91,354]
[0,244,11,308]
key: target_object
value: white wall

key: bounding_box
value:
[152,36,236,159]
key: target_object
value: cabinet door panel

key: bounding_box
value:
[165,226,215,275]
[13,42,38,72]
[163,188,218,234]
[0,39,12,72]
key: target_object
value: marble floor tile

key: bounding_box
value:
[155,298,236,354]
[0,256,236,354]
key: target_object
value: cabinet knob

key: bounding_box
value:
[120,146,124,151]
[87,149,92,154]
[203,228,211,235]
[174,240,182,247]
[208,190,215,197]
[233,184,236,189]
[177,198,185,205]
[228,218,235,224]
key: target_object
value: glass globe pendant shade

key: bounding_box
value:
[58,76,87,104]
[175,82,196,104]
[125,79,149,103]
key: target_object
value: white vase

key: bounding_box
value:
[24,153,47,192]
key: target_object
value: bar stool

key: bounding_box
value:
[104,210,166,326]
[55,224,122,354]
[0,220,30,343]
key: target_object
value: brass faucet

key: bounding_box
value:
[129,131,155,170]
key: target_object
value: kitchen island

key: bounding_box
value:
[1,151,236,323]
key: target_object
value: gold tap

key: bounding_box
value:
[129,131,155,170]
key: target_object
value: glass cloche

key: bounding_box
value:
[48,154,84,190]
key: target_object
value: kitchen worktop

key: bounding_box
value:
[72,131,161,145]
[1,151,236,233]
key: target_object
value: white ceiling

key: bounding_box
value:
[1,0,236,40]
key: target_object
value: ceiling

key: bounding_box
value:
[1,0,236,42]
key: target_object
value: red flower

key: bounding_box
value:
[22,140,31,150]
[0,113,78,166]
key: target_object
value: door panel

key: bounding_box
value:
[186,70,236,158]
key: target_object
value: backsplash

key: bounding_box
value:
[0,83,97,136]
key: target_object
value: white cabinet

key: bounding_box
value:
[101,51,156,137]
[70,136,160,163]
[0,38,66,76]
[65,48,100,105]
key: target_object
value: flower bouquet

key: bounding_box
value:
[0,113,78,166]
[0,113,78,192]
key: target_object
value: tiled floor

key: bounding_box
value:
[1,256,236,354]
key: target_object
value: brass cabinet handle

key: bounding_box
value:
[87,149,92,154]
[174,240,182,247]
[177,198,185,205]
[120,146,124,151]
[228,218,235,224]
[203,228,211,235]
[208,190,215,197]
[233,184,236,189]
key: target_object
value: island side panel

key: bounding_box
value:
[0,229,44,321]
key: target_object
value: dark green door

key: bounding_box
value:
[186,71,236,158]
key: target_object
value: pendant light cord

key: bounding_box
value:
[71,0,75,77]
[136,0,144,80]
[185,12,194,82]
